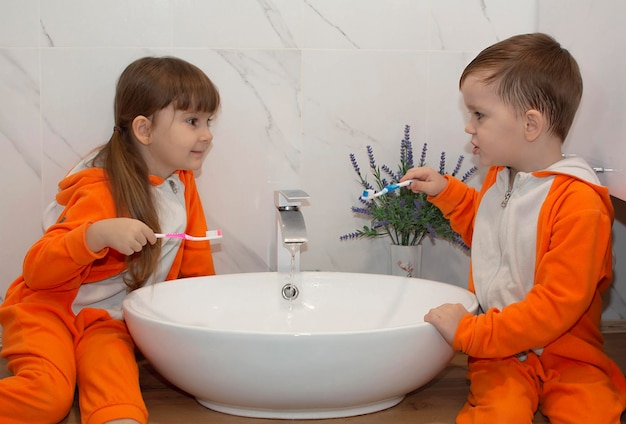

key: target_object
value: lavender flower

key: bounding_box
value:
[350,153,361,175]
[381,164,397,181]
[360,179,375,191]
[425,223,437,239]
[351,206,372,215]
[419,142,428,167]
[451,155,464,177]
[461,166,478,182]
[339,232,361,241]
[438,152,446,175]
[357,196,371,206]
[367,145,376,170]
[401,125,414,169]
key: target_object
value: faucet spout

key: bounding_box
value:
[273,190,309,272]
[277,208,307,245]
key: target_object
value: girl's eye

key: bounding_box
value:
[187,117,198,126]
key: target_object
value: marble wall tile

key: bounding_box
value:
[39,0,172,47]
[430,0,537,51]
[0,50,43,289]
[299,0,430,50]
[0,1,40,47]
[170,0,431,50]
[172,0,302,48]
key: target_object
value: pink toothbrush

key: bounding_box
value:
[155,229,222,241]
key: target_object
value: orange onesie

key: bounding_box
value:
[0,165,215,424]
[430,162,626,423]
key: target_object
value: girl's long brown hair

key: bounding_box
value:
[93,57,220,291]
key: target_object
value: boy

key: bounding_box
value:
[401,33,626,423]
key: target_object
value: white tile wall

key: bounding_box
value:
[1,1,623,318]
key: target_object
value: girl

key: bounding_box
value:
[0,56,220,423]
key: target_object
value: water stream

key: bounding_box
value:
[281,244,300,303]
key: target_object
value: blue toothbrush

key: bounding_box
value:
[360,180,412,200]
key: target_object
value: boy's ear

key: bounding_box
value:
[132,115,152,146]
[524,109,543,142]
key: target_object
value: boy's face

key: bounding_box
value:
[460,73,527,172]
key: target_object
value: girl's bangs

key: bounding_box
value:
[172,75,220,114]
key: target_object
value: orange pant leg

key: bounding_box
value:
[540,355,625,424]
[0,303,77,423]
[74,308,148,424]
[457,355,540,424]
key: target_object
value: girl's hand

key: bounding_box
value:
[400,167,448,197]
[424,303,468,346]
[86,218,157,255]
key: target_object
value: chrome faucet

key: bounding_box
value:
[273,189,309,273]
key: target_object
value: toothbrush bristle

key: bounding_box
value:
[361,189,376,199]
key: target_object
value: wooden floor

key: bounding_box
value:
[1,329,625,423]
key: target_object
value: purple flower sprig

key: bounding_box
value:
[401,125,414,169]
[340,125,476,248]
[461,166,478,183]
[418,141,428,167]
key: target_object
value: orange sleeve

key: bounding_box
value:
[22,181,125,291]
[427,169,498,249]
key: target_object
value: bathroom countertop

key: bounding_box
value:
[1,331,624,423]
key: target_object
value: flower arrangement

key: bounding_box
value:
[340,125,477,247]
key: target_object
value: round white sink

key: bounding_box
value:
[122,272,477,419]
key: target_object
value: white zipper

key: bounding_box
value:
[501,189,512,207]
[168,179,178,194]
[501,171,519,208]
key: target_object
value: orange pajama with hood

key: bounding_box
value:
[0,166,215,424]
[429,160,626,423]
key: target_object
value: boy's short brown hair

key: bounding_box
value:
[460,33,582,142]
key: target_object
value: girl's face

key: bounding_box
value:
[461,73,527,173]
[140,104,214,178]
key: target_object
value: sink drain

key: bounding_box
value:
[281,283,299,300]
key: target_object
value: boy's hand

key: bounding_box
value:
[400,167,448,197]
[86,218,158,255]
[424,303,468,346]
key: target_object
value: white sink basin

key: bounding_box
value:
[122,272,477,419]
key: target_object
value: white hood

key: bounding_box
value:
[543,157,600,185]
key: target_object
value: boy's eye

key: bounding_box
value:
[473,111,484,120]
